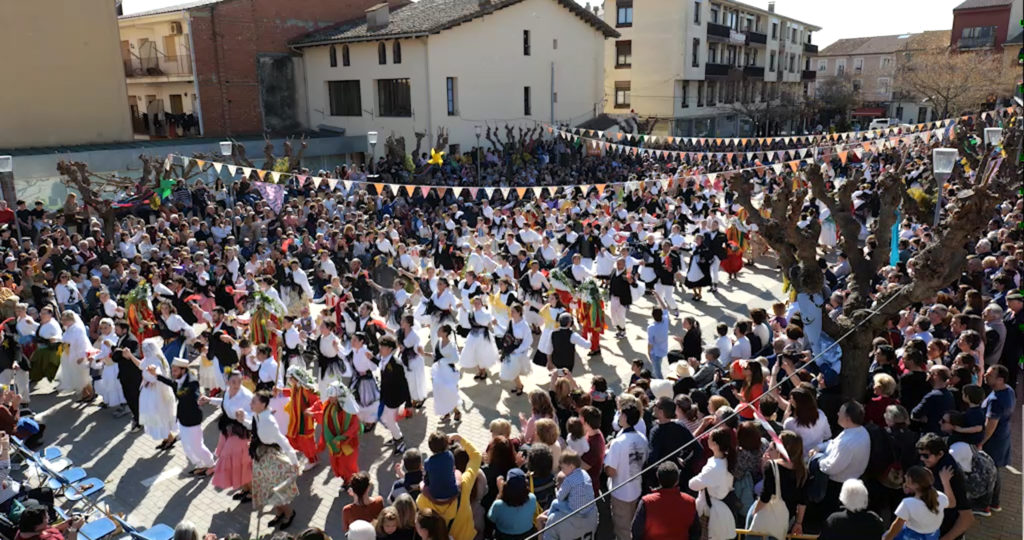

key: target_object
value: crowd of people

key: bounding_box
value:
[0,112,1019,540]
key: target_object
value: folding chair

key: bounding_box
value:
[46,467,86,492]
[79,517,118,540]
[43,447,62,461]
[65,477,105,502]
[136,524,175,540]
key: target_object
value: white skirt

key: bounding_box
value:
[431,361,461,416]
[639,266,657,284]
[96,364,125,407]
[56,355,90,393]
[458,331,498,370]
[198,358,225,390]
[139,382,178,440]
[499,351,532,381]
[538,327,556,355]
[405,354,428,402]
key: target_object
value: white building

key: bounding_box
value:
[291,0,617,156]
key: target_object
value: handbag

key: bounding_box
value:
[748,460,790,540]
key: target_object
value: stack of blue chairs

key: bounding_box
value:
[12,439,176,540]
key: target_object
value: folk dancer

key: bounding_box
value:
[201,369,254,499]
[546,313,592,373]
[314,320,346,397]
[608,258,635,339]
[152,357,216,475]
[349,332,380,431]
[458,296,498,381]
[243,390,299,529]
[111,321,142,429]
[58,311,94,401]
[317,381,361,488]
[396,315,428,410]
[91,318,127,413]
[284,365,322,469]
[430,324,462,422]
[126,337,179,450]
[377,336,409,453]
[498,304,532,396]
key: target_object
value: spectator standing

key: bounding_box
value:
[631,462,700,540]
[603,403,648,540]
[980,365,1014,467]
[817,480,885,540]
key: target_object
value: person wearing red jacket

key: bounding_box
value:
[630,462,700,540]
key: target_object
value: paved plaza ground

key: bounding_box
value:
[25,262,1020,539]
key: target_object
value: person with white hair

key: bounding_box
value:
[817,479,885,540]
[319,381,361,486]
[124,337,179,450]
[91,317,126,413]
[346,519,375,540]
[58,310,94,402]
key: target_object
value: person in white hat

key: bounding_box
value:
[319,381,361,487]
[150,355,216,475]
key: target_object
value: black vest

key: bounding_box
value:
[551,328,575,371]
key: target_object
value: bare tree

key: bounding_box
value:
[728,117,1022,399]
[811,74,860,131]
[895,49,1016,119]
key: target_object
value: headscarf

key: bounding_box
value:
[325,380,359,414]
[286,365,316,390]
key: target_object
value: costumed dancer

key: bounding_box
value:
[377,336,409,453]
[430,324,462,422]
[520,261,550,331]
[58,310,95,401]
[654,241,680,315]
[7,303,36,403]
[314,320,346,397]
[153,357,216,476]
[534,292,568,367]
[278,316,306,377]
[703,218,728,293]
[282,260,314,318]
[196,342,225,395]
[349,332,380,431]
[202,369,254,499]
[0,319,26,407]
[284,365,322,469]
[251,344,279,392]
[243,390,299,530]
[396,314,427,409]
[127,337,179,450]
[317,381,361,488]
[607,258,634,339]
[498,304,532,396]
[91,318,127,412]
[685,234,714,302]
[546,313,592,373]
[155,302,195,365]
[458,296,498,381]
[489,277,518,336]
[425,278,457,349]
[207,307,239,393]
[111,321,142,429]
[575,281,605,358]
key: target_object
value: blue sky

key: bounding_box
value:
[121,0,963,48]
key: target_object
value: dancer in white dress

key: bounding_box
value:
[498,304,532,395]
[127,337,179,447]
[348,332,380,427]
[458,296,498,380]
[425,277,457,347]
[430,324,462,421]
[58,311,94,401]
[396,315,427,407]
[91,318,126,410]
[281,260,314,317]
[314,320,346,397]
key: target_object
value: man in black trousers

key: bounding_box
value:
[111,322,141,430]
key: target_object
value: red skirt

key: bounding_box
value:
[288,434,321,463]
[328,449,359,481]
[721,252,744,275]
[212,434,252,490]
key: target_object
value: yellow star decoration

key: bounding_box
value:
[428,148,444,166]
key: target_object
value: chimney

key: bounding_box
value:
[768,1,775,12]
[365,3,390,31]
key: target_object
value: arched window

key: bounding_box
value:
[342,44,350,66]
[378,42,386,65]
[329,45,337,67]
[393,40,402,64]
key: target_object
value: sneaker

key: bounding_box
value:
[990,505,1001,513]
[392,438,406,453]
[972,508,991,517]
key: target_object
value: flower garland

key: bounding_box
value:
[122,282,157,343]
[576,280,605,329]
[548,268,576,296]
[249,290,283,349]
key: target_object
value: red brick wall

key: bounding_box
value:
[950,7,1011,51]
[189,0,406,136]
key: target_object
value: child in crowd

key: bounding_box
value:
[564,416,590,456]
[884,466,948,540]
[715,323,732,361]
[389,449,424,503]
[949,384,985,445]
[422,431,458,503]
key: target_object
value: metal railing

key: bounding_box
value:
[957,36,995,50]
[122,49,193,78]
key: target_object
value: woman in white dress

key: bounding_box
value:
[688,427,737,540]
[430,324,462,422]
[348,332,380,429]
[458,296,498,380]
[534,292,568,367]
[91,318,126,410]
[127,337,179,449]
[58,311,94,401]
[396,315,427,408]
[498,304,532,396]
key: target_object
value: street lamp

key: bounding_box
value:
[474,125,482,181]
[219,141,233,156]
[932,148,958,228]
[983,127,1003,147]
[367,131,378,173]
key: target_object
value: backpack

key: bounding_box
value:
[964,448,996,502]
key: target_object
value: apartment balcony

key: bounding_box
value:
[802,70,816,80]
[803,43,818,54]
[705,62,741,79]
[707,22,731,41]
[746,31,767,45]
[957,36,995,50]
[123,54,194,82]
[743,65,765,78]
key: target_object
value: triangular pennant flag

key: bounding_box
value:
[484,187,495,198]
[500,187,511,199]
[210,162,222,175]
[595,184,607,196]
[788,161,799,172]
[404,185,416,196]
[328,178,339,190]
[469,187,479,199]
[772,163,785,174]
[853,148,864,159]
[532,186,543,198]
[515,187,527,199]
[311,176,322,188]
[270,171,282,183]
[838,150,849,164]
[421,186,432,197]
[341,180,351,190]
[195,159,206,169]
[373,183,385,195]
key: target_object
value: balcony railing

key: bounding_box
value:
[705,62,731,77]
[707,22,731,40]
[744,65,765,78]
[957,36,995,50]
[746,31,767,45]
[802,70,816,80]
[803,43,818,54]
[122,52,193,78]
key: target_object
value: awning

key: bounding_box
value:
[851,107,886,117]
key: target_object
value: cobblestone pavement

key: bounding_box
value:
[25,263,1019,539]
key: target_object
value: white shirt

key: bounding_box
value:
[895,493,948,534]
[818,425,871,482]
[55,283,81,306]
[715,335,733,361]
[102,298,120,318]
[209,386,254,425]
[351,345,376,375]
[16,316,39,338]
[163,314,196,342]
[431,289,456,311]
[511,320,532,355]
[730,335,751,360]
[246,409,298,466]
[604,428,649,501]
[37,319,62,342]
[689,456,734,500]
[783,410,833,457]
[256,357,278,384]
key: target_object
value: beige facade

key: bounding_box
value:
[0,0,132,149]
[602,0,819,137]
[297,0,611,152]
[118,10,199,134]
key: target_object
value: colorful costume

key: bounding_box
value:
[285,366,323,463]
[318,382,361,482]
[575,281,605,353]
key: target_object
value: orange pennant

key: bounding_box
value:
[515,187,527,199]
[373,183,385,195]
[195,159,206,169]
[255,169,267,180]
[404,185,415,196]
[595,184,607,196]
[838,151,849,164]
[788,161,799,172]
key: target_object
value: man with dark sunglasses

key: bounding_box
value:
[916,433,974,540]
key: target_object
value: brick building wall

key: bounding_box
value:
[188,0,405,137]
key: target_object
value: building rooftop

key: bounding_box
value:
[118,0,226,19]
[1005,29,1023,44]
[818,30,949,56]
[953,0,1014,11]
[717,0,821,31]
[290,0,618,47]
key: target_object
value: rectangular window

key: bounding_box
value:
[880,56,891,68]
[697,81,704,106]
[791,27,797,43]
[614,81,630,108]
[523,86,531,115]
[708,45,717,63]
[788,53,795,72]
[771,22,778,39]
[818,60,827,72]
[446,77,457,116]
[681,81,688,108]
[616,2,632,27]
[376,78,411,117]
[769,51,776,71]
[878,77,891,95]
[710,6,719,23]
[616,40,632,67]
[523,30,531,56]
[694,1,701,24]
[553,38,558,49]
[328,80,361,116]
[163,35,177,61]
[852,79,861,92]
[836,59,845,76]
[853,57,863,73]
[691,38,700,67]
